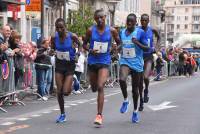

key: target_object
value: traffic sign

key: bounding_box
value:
[26,0,31,5]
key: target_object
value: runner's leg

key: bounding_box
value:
[139,74,144,111]
[119,65,130,99]
[119,65,130,113]
[96,67,109,115]
[131,71,142,123]
[143,59,152,103]
[89,71,98,92]
[55,73,64,114]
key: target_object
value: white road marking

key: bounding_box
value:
[42,111,52,114]
[64,106,70,108]
[31,114,41,117]
[148,101,177,111]
[17,118,30,121]
[70,104,77,106]
[53,109,60,111]
[0,122,16,126]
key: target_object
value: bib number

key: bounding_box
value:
[148,38,151,47]
[122,48,136,58]
[56,51,70,61]
[93,41,108,53]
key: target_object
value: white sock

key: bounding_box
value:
[134,109,138,113]
[124,98,129,102]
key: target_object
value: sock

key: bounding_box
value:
[134,109,138,113]
[124,98,129,102]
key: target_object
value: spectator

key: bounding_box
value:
[35,39,53,100]
[178,50,185,76]
[0,25,11,63]
[20,41,37,88]
[9,30,24,87]
[73,47,86,94]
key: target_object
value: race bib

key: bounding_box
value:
[122,48,136,58]
[93,41,108,53]
[56,51,70,61]
[148,38,151,47]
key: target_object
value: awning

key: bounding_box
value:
[1,0,25,5]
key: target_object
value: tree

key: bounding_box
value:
[67,6,94,37]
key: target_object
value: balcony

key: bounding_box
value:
[192,29,200,33]
[192,20,200,24]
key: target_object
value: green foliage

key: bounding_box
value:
[67,6,94,37]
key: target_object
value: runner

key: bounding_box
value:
[51,18,81,123]
[83,9,120,126]
[119,13,149,123]
[138,14,160,111]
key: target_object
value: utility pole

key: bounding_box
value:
[41,0,44,40]
[106,1,118,27]
[63,0,67,22]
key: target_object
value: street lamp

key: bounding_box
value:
[105,1,120,26]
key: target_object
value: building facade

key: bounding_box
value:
[0,0,26,41]
[164,0,200,43]
[79,0,122,26]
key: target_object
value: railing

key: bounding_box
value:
[0,57,25,113]
[0,54,183,113]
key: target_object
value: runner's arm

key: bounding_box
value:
[132,30,150,51]
[111,27,121,46]
[152,28,160,48]
[83,27,92,52]
[72,33,82,49]
[50,36,55,50]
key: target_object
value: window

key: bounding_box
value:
[184,0,191,4]
[174,1,176,5]
[172,8,174,13]
[177,24,180,29]
[194,24,199,29]
[185,24,188,29]
[171,24,174,30]
[181,1,183,4]
[193,16,200,21]
[185,16,188,20]
[185,8,188,12]
[177,16,181,21]
[186,0,200,4]
[192,0,200,4]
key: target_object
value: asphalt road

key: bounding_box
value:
[0,73,200,134]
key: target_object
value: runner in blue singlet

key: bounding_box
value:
[119,14,150,123]
[51,18,81,123]
[138,14,160,111]
[83,9,120,126]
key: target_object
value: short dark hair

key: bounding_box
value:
[141,14,149,19]
[55,18,65,26]
[94,9,105,16]
[127,13,137,19]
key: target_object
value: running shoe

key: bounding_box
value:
[120,101,129,113]
[132,112,139,123]
[56,113,66,123]
[139,101,144,112]
[94,114,103,125]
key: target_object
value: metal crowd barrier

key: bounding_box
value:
[105,61,120,88]
[0,57,25,113]
[168,61,178,76]
[150,60,168,81]
[161,60,169,78]
[16,62,54,101]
